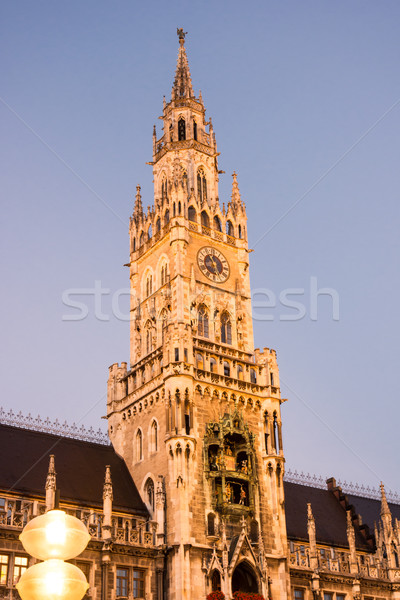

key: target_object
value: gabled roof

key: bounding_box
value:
[284,481,371,551]
[346,493,400,531]
[0,424,148,516]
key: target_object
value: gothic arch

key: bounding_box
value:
[231,560,259,594]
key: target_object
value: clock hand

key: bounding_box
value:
[210,256,219,274]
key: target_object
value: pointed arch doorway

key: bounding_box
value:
[231,561,258,594]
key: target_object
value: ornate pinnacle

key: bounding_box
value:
[103,465,113,501]
[231,171,241,208]
[45,454,56,490]
[134,185,143,216]
[380,482,391,517]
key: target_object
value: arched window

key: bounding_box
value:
[139,231,144,246]
[178,118,186,141]
[196,353,204,369]
[226,220,234,237]
[161,177,168,201]
[197,168,207,202]
[156,217,161,232]
[146,328,152,354]
[188,206,197,222]
[184,397,191,435]
[173,203,176,217]
[250,368,257,384]
[264,411,269,453]
[201,211,209,227]
[198,305,209,338]
[237,365,244,380]
[148,224,152,240]
[145,478,154,510]
[133,237,136,251]
[150,420,158,453]
[146,274,153,297]
[207,513,216,536]
[223,361,230,377]
[214,216,222,231]
[221,312,232,344]
[193,120,198,141]
[165,209,170,224]
[273,411,279,453]
[169,123,173,141]
[238,224,242,239]
[136,430,143,461]
[178,201,182,215]
[210,358,217,373]
[160,263,168,286]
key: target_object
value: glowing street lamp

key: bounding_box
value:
[17,509,90,600]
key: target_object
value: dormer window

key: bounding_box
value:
[178,118,186,141]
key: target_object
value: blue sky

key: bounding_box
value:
[1,1,400,492]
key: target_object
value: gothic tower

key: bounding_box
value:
[107,30,290,600]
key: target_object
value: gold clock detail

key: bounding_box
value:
[197,247,230,283]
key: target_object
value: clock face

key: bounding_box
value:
[197,247,230,283]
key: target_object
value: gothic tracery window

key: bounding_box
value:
[160,263,169,286]
[188,206,197,222]
[161,177,168,201]
[214,215,222,231]
[145,478,155,510]
[178,118,186,141]
[226,220,234,237]
[150,420,158,453]
[146,274,153,297]
[193,119,198,141]
[220,312,232,344]
[198,305,209,338]
[146,327,153,354]
[197,168,207,202]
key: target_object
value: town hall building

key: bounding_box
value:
[1,30,400,600]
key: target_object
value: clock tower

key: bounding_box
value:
[107,30,290,600]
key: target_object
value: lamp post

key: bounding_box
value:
[16,509,90,600]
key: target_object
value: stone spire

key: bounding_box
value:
[45,454,56,511]
[380,482,393,540]
[134,185,143,217]
[231,172,241,207]
[172,29,194,99]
